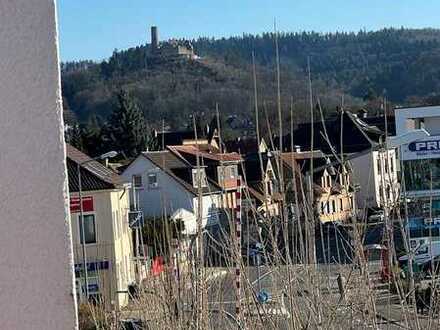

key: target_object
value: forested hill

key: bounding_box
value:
[62,28,440,129]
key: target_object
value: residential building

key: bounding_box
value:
[121,150,223,235]
[349,147,398,209]
[242,152,281,216]
[67,144,135,309]
[276,110,398,210]
[280,151,356,223]
[167,144,243,209]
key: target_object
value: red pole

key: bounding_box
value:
[235,177,243,326]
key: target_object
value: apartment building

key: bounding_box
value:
[67,144,134,309]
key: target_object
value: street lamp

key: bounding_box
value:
[78,150,117,301]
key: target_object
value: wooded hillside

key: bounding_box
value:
[62,28,440,130]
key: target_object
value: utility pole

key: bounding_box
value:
[78,162,89,301]
[234,178,243,328]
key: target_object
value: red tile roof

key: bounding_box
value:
[168,145,242,162]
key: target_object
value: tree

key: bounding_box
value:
[106,89,149,159]
[82,114,106,157]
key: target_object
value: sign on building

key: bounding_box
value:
[70,196,94,213]
[401,136,440,160]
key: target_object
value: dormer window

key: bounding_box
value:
[192,168,207,188]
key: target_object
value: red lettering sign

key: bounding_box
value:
[70,196,94,213]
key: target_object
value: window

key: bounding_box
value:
[148,173,158,189]
[332,200,336,213]
[133,175,142,188]
[326,202,330,214]
[340,199,343,211]
[192,169,208,188]
[377,157,381,174]
[321,202,325,214]
[79,214,96,244]
[218,165,238,181]
[390,156,394,173]
[385,158,388,174]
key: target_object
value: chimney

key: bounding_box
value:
[151,26,158,51]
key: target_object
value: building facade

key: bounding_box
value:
[67,145,135,309]
[349,148,399,210]
[395,105,440,217]
[121,150,223,235]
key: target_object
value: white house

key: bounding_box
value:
[121,151,222,235]
[349,148,399,210]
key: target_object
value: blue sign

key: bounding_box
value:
[409,140,440,152]
[402,137,440,160]
[75,260,110,277]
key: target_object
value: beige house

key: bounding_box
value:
[315,165,355,223]
[67,144,135,309]
[281,151,355,223]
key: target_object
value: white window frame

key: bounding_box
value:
[192,168,208,188]
[148,172,158,189]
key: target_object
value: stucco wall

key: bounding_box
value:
[122,156,194,218]
[70,189,134,309]
[0,1,77,329]
[350,149,398,210]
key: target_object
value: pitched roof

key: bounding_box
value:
[66,144,125,192]
[168,145,242,163]
[141,151,221,195]
[275,111,385,154]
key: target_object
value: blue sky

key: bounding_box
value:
[58,0,440,62]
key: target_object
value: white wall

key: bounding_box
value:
[395,105,440,136]
[0,1,77,329]
[122,156,194,219]
[350,149,398,209]
[350,152,376,209]
[122,156,222,235]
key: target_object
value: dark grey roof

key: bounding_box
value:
[141,151,221,196]
[66,144,125,192]
[275,111,386,154]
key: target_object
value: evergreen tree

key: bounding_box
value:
[106,89,148,158]
[65,124,84,150]
[82,114,106,157]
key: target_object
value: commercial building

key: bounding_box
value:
[67,144,135,309]
[395,105,440,217]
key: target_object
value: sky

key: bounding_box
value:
[58,0,440,62]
